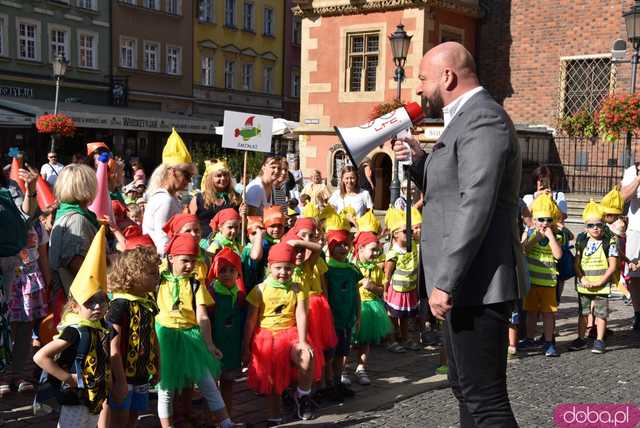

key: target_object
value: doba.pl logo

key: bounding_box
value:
[554,404,640,427]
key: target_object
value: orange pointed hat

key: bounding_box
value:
[69,225,107,304]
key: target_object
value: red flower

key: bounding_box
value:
[36,114,76,137]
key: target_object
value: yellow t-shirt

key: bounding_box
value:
[156,274,214,329]
[356,263,385,301]
[293,258,328,295]
[247,278,307,331]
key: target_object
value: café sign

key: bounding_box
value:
[67,112,217,134]
[0,85,34,98]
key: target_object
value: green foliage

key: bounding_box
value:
[558,110,597,138]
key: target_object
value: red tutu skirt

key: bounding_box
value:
[307,293,337,350]
[247,326,324,395]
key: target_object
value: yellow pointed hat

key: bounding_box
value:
[386,208,406,233]
[530,194,558,219]
[600,186,624,215]
[162,128,192,166]
[319,204,336,221]
[201,159,231,191]
[582,199,604,223]
[69,225,107,305]
[357,209,381,233]
[302,202,320,219]
[325,211,351,232]
[411,207,422,227]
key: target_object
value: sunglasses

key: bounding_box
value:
[586,222,604,229]
[536,217,554,223]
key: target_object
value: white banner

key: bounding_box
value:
[221,110,273,153]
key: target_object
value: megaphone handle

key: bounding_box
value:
[405,165,412,253]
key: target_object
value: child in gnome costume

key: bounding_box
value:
[33,226,111,428]
[155,233,239,428]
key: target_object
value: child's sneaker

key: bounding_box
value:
[294,393,315,420]
[516,338,537,350]
[507,346,518,359]
[591,339,606,354]
[544,341,559,357]
[568,338,588,351]
[340,372,351,387]
[355,369,370,386]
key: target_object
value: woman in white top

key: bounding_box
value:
[245,155,283,216]
[329,165,373,217]
[142,162,194,255]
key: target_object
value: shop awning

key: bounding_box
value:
[0,105,34,127]
[0,97,218,135]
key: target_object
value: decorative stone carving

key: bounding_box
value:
[292,0,482,18]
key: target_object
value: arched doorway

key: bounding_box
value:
[372,152,392,209]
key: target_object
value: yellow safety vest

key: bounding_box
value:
[388,243,419,292]
[526,235,558,287]
[577,240,611,295]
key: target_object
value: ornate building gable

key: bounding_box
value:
[292,0,482,18]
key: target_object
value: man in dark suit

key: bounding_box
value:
[394,42,523,427]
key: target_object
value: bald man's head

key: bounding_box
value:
[416,42,480,113]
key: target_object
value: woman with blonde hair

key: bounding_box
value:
[189,159,241,237]
[49,164,99,295]
[142,128,195,255]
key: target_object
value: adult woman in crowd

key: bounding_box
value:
[329,165,373,217]
[300,169,331,204]
[189,158,242,237]
[245,155,283,216]
[143,162,195,255]
[49,164,99,295]
[272,158,290,206]
[522,165,567,226]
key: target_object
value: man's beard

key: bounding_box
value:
[425,87,444,116]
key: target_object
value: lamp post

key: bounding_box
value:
[623,0,640,167]
[51,54,67,152]
[388,23,412,207]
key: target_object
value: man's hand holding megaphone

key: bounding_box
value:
[392,134,425,165]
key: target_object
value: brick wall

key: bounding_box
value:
[477,0,634,128]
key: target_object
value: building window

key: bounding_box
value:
[225,60,235,89]
[225,0,236,27]
[263,7,274,36]
[120,37,136,69]
[243,1,254,32]
[346,32,379,92]
[166,46,182,75]
[78,32,97,69]
[331,149,347,187]
[50,28,69,62]
[167,0,181,15]
[242,63,253,90]
[201,56,214,86]
[143,0,159,9]
[263,65,273,94]
[198,0,213,22]
[77,0,96,9]
[560,56,613,116]
[143,41,160,72]
[292,69,300,98]
[292,17,301,45]
[0,16,6,57]
[17,20,40,61]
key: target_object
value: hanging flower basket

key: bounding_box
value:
[558,110,598,139]
[35,113,76,137]
[595,93,640,142]
[368,99,404,121]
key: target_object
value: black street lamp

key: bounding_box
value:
[623,0,640,167]
[388,23,412,208]
[51,54,68,152]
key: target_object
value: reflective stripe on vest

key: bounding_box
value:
[526,241,557,287]
[392,267,417,292]
[578,241,611,295]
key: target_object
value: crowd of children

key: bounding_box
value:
[0,126,634,428]
[4,131,439,428]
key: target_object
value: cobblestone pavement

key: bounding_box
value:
[334,287,640,428]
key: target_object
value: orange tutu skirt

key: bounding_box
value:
[307,293,337,350]
[247,326,324,395]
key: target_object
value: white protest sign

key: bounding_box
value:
[221,110,273,153]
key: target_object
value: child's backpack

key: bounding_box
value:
[557,228,575,281]
[0,188,27,257]
[574,231,612,258]
[32,325,91,415]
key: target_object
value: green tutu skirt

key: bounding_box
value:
[353,298,393,345]
[155,323,221,391]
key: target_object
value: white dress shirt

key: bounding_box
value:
[442,86,484,129]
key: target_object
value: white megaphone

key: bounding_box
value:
[334,102,424,165]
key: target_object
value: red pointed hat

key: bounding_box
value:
[36,175,56,211]
[268,241,296,264]
[123,225,156,251]
[211,247,242,277]
[9,157,26,193]
[163,213,198,239]
[165,233,199,256]
[327,229,350,253]
[209,208,241,233]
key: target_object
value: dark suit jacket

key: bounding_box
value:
[411,89,526,307]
